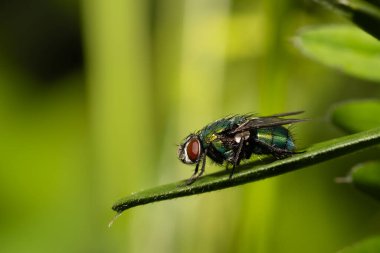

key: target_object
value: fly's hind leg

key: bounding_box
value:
[255,139,296,159]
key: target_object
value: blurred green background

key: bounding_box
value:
[0,0,379,252]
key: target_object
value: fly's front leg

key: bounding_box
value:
[186,149,207,185]
[197,149,207,178]
[186,161,200,185]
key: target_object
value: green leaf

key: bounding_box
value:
[331,100,380,133]
[315,0,380,40]
[111,127,380,216]
[332,102,380,201]
[351,161,380,200]
[338,235,380,253]
[294,25,380,82]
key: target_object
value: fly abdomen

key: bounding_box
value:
[256,127,295,152]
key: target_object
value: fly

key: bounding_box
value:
[177,111,306,185]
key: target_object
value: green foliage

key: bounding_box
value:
[307,3,380,228]
[351,161,380,201]
[315,0,380,40]
[295,25,380,81]
[112,127,380,215]
[331,100,380,202]
[332,100,380,133]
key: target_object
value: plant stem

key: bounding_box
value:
[112,127,380,214]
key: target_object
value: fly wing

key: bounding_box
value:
[230,112,306,134]
[265,111,304,117]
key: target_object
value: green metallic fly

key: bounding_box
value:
[177,111,305,185]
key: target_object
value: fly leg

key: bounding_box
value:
[255,139,295,159]
[186,150,207,185]
[229,139,244,179]
[197,150,207,178]
[186,160,200,185]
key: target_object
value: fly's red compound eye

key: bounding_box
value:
[186,138,200,162]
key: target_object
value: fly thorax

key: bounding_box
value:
[234,131,250,143]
